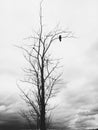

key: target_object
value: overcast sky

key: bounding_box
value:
[0,0,98,129]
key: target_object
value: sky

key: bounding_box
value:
[0,0,98,129]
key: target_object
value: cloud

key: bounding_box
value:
[0,93,26,128]
[57,39,98,128]
[0,105,6,112]
[0,94,21,112]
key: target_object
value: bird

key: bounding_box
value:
[59,35,62,42]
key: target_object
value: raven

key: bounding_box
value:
[59,35,62,42]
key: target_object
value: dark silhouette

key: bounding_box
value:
[59,35,62,42]
[17,1,72,130]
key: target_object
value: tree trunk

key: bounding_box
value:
[40,104,46,130]
[40,58,46,130]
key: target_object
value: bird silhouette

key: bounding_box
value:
[59,35,62,42]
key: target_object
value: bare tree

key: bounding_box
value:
[17,1,72,130]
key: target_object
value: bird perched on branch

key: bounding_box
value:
[59,35,62,42]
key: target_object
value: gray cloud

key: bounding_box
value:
[0,94,21,113]
[0,94,23,127]
[90,106,98,116]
